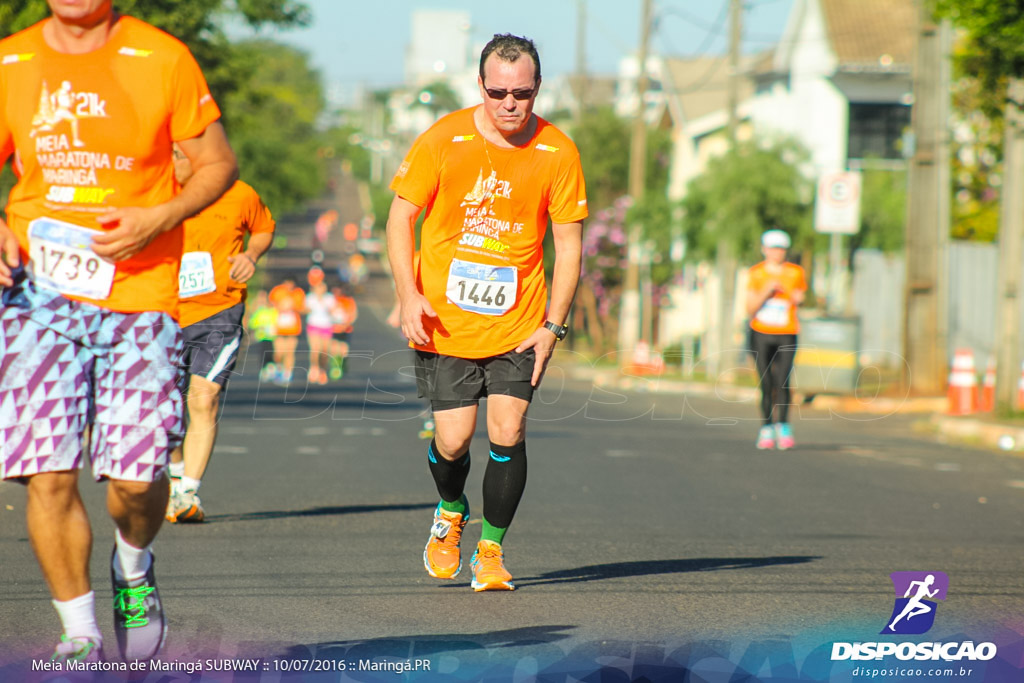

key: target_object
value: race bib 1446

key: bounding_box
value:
[446,258,518,316]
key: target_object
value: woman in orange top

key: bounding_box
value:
[746,229,807,450]
[269,279,305,384]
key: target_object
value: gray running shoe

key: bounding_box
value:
[111,548,167,661]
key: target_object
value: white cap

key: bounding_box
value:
[761,229,791,249]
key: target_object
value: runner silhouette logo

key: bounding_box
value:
[881,571,949,635]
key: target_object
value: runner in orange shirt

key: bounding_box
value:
[328,283,358,380]
[269,278,305,384]
[746,229,807,450]
[388,34,586,591]
[166,148,275,523]
[0,0,236,663]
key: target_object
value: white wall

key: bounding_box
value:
[752,0,847,173]
[406,10,472,87]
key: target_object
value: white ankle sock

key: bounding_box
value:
[113,528,152,582]
[180,476,201,493]
[52,591,102,643]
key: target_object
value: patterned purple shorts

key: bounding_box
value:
[0,280,184,482]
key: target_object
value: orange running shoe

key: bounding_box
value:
[423,502,468,579]
[165,489,205,523]
[470,540,514,591]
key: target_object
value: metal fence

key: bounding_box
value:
[851,242,1001,368]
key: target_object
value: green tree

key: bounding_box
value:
[851,167,908,253]
[681,139,813,263]
[413,81,462,118]
[1,0,322,214]
[224,39,325,213]
[944,36,1005,242]
[323,123,373,182]
[934,3,1024,242]
[570,106,672,211]
[934,0,1024,106]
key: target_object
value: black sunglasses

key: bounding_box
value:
[483,85,536,101]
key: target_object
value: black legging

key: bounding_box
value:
[749,330,797,425]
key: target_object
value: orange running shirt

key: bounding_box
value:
[331,295,358,334]
[0,16,221,317]
[390,107,587,359]
[178,180,275,327]
[269,283,305,337]
[747,261,807,335]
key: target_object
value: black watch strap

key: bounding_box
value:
[544,321,568,341]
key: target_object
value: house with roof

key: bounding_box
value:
[649,0,915,202]
[749,0,915,175]
[631,0,916,354]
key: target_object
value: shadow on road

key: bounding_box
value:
[513,555,822,587]
[277,623,577,660]
[203,502,436,523]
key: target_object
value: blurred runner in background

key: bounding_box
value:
[745,229,806,451]
[166,148,274,523]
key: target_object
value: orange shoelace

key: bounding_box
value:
[475,544,508,577]
[438,514,464,551]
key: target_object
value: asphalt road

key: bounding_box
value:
[2,267,1023,682]
[2,174,1023,680]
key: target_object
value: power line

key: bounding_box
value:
[656,0,731,59]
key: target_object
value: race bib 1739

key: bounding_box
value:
[27,217,115,300]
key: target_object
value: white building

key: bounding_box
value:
[632,0,916,354]
[750,0,915,175]
[405,10,472,87]
[623,0,917,203]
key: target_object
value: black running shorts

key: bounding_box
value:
[413,348,536,411]
[181,303,245,388]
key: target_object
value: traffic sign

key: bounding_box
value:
[814,171,862,234]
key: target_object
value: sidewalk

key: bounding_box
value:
[565,361,1024,456]
[359,266,1024,457]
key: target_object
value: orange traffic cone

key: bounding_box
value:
[978,357,996,412]
[947,348,977,415]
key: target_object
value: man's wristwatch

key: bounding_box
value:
[544,321,569,341]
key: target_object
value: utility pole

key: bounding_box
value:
[995,78,1024,407]
[575,0,588,117]
[619,0,653,356]
[711,0,742,377]
[903,0,949,396]
[726,0,742,143]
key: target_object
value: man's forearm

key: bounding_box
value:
[244,231,274,262]
[547,250,582,325]
[386,200,420,302]
[388,230,418,301]
[163,160,237,229]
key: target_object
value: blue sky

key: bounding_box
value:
[268,0,795,90]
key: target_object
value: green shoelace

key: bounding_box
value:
[51,634,97,662]
[114,585,155,628]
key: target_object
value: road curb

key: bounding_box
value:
[808,394,947,415]
[928,413,1024,454]
[569,366,759,402]
[565,364,1024,457]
